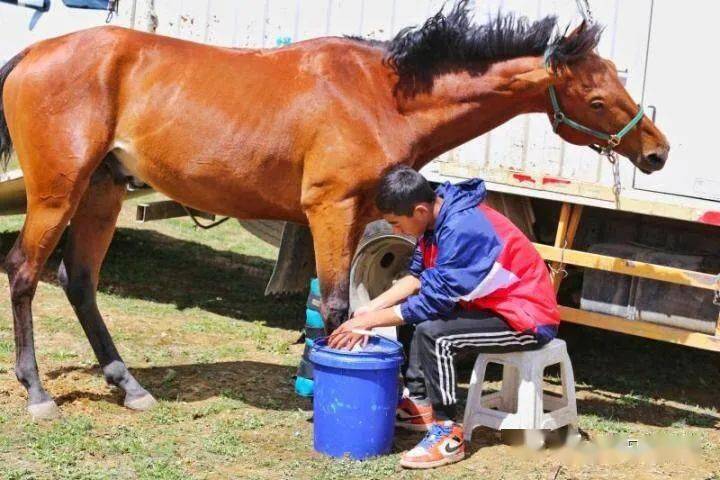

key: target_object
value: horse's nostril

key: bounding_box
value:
[647,153,665,167]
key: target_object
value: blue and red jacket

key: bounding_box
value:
[398,179,560,343]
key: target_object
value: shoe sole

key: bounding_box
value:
[399,451,465,469]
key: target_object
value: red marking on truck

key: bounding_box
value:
[698,211,720,226]
[512,173,535,184]
[542,176,571,185]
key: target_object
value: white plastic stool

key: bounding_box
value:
[462,338,578,448]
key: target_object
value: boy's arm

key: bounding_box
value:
[355,275,421,315]
[398,214,502,324]
[353,238,424,315]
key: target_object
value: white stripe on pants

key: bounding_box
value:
[435,331,538,405]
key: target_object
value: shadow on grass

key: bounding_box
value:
[45,337,720,429]
[562,323,720,398]
[4,227,719,430]
[0,228,306,331]
[48,360,311,412]
[450,323,720,429]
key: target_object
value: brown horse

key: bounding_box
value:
[0,2,668,419]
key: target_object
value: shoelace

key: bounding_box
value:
[419,423,453,450]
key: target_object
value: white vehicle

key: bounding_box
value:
[1,0,718,351]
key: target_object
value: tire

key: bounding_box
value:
[349,220,416,313]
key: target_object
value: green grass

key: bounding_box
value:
[0,339,12,356]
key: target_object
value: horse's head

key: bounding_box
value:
[543,23,669,173]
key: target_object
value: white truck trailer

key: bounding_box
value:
[1,0,718,351]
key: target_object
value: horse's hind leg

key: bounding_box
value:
[57,159,156,411]
[6,173,92,420]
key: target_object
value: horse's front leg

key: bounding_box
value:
[304,196,369,332]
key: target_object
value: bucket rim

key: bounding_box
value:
[311,335,403,358]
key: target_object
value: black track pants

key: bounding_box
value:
[398,309,544,421]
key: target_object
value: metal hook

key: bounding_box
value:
[106,0,117,23]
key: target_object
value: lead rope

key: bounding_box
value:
[575,0,595,24]
[607,150,622,208]
[549,239,569,280]
[573,0,621,208]
[181,205,231,230]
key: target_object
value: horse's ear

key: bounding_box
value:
[564,20,587,43]
[553,20,587,52]
[552,19,601,63]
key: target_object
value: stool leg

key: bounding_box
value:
[516,364,543,429]
[517,364,546,449]
[563,423,582,447]
[462,357,489,442]
[499,364,519,413]
[523,428,546,451]
[561,356,578,417]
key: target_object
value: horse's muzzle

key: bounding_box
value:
[639,146,670,173]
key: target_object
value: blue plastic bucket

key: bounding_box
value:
[309,336,404,459]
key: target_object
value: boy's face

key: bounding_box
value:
[383,203,433,238]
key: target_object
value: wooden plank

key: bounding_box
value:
[535,243,720,291]
[559,306,720,352]
[550,203,572,289]
[554,203,571,247]
[566,205,584,249]
[553,204,583,293]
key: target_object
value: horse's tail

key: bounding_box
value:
[0,50,28,168]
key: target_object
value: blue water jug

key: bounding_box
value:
[295,278,324,397]
[310,335,404,459]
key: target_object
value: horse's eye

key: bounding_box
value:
[590,100,604,110]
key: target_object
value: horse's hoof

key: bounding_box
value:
[27,400,60,421]
[124,393,157,411]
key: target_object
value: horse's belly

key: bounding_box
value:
[112,142,306,223]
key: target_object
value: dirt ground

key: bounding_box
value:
[0,195,718,479]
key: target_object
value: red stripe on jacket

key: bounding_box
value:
[419,204,559,334]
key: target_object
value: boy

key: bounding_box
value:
[329,166,559,469]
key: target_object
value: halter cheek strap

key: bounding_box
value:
[544,48,644,153]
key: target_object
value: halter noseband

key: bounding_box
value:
[543,48,644,154]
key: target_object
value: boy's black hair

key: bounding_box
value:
[375,166,436,216]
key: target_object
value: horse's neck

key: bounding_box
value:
[398,56,549,169]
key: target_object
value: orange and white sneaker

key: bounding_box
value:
[399,422,465,469]
[396,397,433,431]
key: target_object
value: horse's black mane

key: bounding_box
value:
[349,0,602,94]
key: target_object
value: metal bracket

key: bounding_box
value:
[106,0,117,22]
[136,200,215,223]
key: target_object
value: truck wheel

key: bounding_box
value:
[349,220,416,314]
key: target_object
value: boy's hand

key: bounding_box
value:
[327,307,404,350]
[328,315,371,350]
